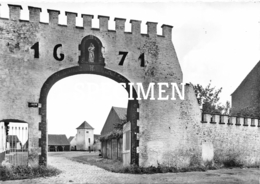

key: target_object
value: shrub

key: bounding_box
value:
[0,165,61,181]
[203,160,217,170]
[222,157,243,168]
[213,153,243,168]
[113,163,207,174]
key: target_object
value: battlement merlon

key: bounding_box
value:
[3,5,174,40]
[98,15,109,32]
[28,6,42,22]
[81,14,93,29]
[146,22,158,37]
[114,18,126,33]
[47,9,60,26]
[65,11,78,27]
[8,4,22,21]
[130,19,141,35]
[162,24,173,39]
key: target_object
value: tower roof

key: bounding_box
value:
[76,121,94,129]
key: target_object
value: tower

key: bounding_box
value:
[76,121,94,151]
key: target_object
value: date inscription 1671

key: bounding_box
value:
[30,42,145,67]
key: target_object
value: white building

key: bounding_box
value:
[69,121,100,151]
[69,136,77,150]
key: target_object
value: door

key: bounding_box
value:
[122,121,131,166]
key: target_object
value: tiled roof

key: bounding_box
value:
[76,121,94,129]
[112,107,127,120]
[48,134,70,146]
[101,106,127,135]
[68,136,74,142]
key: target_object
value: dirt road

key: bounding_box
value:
[2,152,260,184]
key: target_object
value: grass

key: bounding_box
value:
[71,155,211,174]
[71,154,250,174]
[0,165,61,181]
[71,155,123,172]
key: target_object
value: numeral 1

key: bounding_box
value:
[139,53,145,67]
[31,42,39,58]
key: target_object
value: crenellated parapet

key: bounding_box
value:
[2,4,173,39]
[201,112,260,127]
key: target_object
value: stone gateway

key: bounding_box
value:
[0,4,260,168]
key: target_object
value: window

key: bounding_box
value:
[86,131,89,133]
[88,138,90,143]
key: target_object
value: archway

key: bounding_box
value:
[39,65,139,166]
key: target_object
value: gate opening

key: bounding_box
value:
[47,74,128,158]
[0,120,28,166]
[40,35,139,166]
[40,67,139,166]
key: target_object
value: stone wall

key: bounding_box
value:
[200,113,260,166]
[139,84,202,167]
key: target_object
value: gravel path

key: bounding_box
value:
[2,153,260,184]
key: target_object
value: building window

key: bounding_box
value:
[86,131,89,133]
[89,138,90,143]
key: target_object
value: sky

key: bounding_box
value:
[1,0,260,137]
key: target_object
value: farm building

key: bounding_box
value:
[100,107,127,161]
[48,134,70,152]
[69,121,100,151]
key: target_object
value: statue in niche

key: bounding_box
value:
[88,43,95,62]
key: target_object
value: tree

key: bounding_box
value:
[193,81,230,114]
[113,115,127,131]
